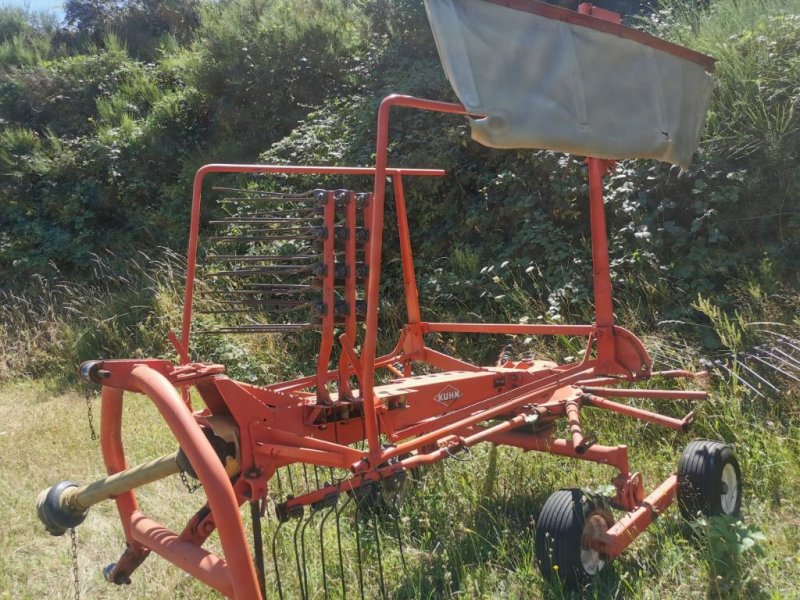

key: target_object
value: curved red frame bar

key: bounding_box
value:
[101,365,259,598]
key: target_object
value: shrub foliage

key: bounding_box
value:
[0,0,797,330]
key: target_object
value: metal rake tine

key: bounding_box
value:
[778,338,800,355]
[219,197,316,205]
[648,348,683,370]
[731,370,769,398]
[209,234,321,243]
[758,329,800,343]
[272,519,286,600]
[200,285,315,303]
[249,283,317,291]
[372,504,388,600]
[211,186,296,194]
[210,299,312,307]
[293,515,308,600]
[663,348,690,368]
[300,509,317,599]
[210,217,316,224]
[335,494,353,599]
[211,226,323,235]
[311,489,342,598]
[756,346,800,372]
[318,500,337,600]
[734,357,781,393]
[212,186,318,198]
[768,346,800,369]
[275,468,285,498]
[251,501,267,600]
[197,307,310,315]
[234,208,322,217]
[390,488,408,573]
[313,465,321,489]
[758,331,800,357]
[747,353,800,383]
[197,285,315,294]
[208,254,320,263]
[647,343,686,368]
[353,490,366,600]
[715,360,765,398]
[207,266,316,276]
[197,324,314,334]
[700,358,730,383]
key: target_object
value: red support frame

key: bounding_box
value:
[84,94,710,598]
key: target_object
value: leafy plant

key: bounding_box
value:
[691,515,768,598]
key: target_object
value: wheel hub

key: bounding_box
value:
[580,513,609,574]
[720,463,739,514]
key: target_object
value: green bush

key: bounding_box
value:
[186,0,371,160]
[0,0,798,337]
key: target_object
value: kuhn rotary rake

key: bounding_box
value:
[38,1,745,598]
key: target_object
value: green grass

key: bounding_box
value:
[653,0,800,162]
[1,362,798,599]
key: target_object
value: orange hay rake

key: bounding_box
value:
[37,2,743,598]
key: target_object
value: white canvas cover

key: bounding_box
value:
[424,0,714,168]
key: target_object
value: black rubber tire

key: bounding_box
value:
[677,440,742,520]
[535,489,614,591]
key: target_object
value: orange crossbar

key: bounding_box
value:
[596,475,679,557]
[423,322,594,336]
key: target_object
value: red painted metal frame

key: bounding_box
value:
[100,364,259,598]
[92,94,709,597]
[315,191,336,403]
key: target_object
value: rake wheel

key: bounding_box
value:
[677,440,742,519]
[534,489,614,591]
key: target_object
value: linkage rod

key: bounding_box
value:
[210,218,314,224]
[198,324,314,334]
[198,285,314,294]
[207,266,315,276]
[207,255,319,262]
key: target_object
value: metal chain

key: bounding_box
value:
[179,470,200,494]
[83,382,97,441]
[70,528,80,600]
